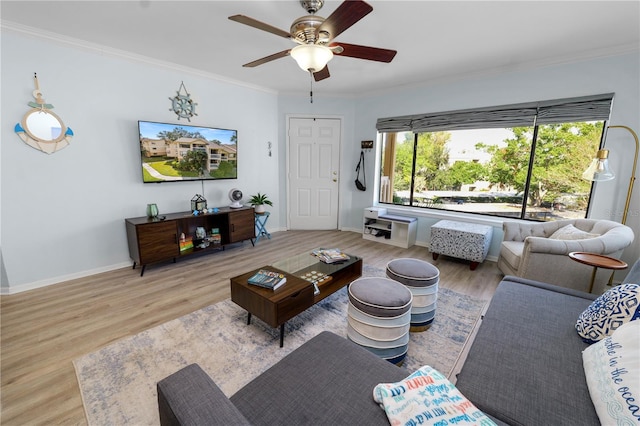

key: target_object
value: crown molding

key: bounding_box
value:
[1,20,278,95]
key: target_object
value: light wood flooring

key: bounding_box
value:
[1,230,503,425]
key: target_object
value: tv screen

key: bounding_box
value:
[138,120,237,183]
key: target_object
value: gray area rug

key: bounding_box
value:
[73,265,487,425]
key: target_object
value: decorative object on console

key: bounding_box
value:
[248,192,272,214]
[190,194,207,213]
[582,125,638,225]
[146,203,159,218]
[229,188,243,208]
[15,73,74,154]
[169,81,197,121]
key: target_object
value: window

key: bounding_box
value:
[377,94,613,221]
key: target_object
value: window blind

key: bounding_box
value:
[376,93,614,132]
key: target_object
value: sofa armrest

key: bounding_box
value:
[157,364,251,426]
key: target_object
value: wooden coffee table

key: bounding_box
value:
[568,252,628,293]
[230,251,362,347]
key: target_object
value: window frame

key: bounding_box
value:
[376,94,613,222]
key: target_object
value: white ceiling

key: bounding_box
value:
[2,1,639,96]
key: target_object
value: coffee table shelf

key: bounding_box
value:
[230,251,362,347]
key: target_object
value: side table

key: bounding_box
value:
[255,212,271,243]
[568,252,628,293]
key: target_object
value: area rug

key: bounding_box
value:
[73,266,487,425]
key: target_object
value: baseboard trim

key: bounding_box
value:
[1,261,132,295]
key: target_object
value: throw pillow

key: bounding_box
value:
[576,283,640,343]
[373,365,496,426]
[549,224,599,240]
[582,320,640,424]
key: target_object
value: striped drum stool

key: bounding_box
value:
[347,277,412,365]
[386,258,440,332]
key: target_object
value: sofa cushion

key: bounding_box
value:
[582,320,640,424]
[230,331,409,426]
[455,276,600,425]
[549,224,599,240]
[575,283,640,343]
[348,277,413,317]
[499,241,523,270]
[157,363,251,426]
[373,365,496,425]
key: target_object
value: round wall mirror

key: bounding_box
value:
[23,109,66,143]
[15,73,74,154]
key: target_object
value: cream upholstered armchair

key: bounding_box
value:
[497,219,634,293]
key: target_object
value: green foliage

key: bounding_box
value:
[445,161,488,190]
[176,150,208,173]
[157,127,205,141]
[477,123,601,207]
[210,161,237,178]
[393,132,451,192]
[249,192,273,206]
[389,121,601,211]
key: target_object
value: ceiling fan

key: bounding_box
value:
[228,0,397,82]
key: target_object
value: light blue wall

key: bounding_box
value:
[2,27,638,292]
[349,53,640,268]
[1,31,280,291]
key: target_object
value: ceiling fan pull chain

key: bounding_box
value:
[309,71,314,103]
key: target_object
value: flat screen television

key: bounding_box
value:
[138,120,237,183]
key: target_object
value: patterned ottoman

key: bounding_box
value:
[429,220,493,270]
[347,277,412,365]
[386,258,440,331]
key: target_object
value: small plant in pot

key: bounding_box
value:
[249,192,273,214]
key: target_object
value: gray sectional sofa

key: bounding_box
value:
[158,269,639,425]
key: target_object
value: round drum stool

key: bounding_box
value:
[347,277,412,365]
[386,258,440,332]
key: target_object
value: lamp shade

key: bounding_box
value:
[290,44,333,72]
[582,149,615,181]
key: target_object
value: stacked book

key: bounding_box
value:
[312,248,350,264]
[247,269,287,290]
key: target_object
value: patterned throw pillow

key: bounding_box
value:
[576,283,640,343]
[549,224,599,240]
[373,365,496,426]
[582,320,640,424]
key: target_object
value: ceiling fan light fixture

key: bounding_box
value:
[290,44,333,72]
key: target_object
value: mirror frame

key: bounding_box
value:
[21,108,68,144]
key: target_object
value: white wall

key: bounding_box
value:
[2,28,638,293]
[352,52,640,267]
[1,31,280,292]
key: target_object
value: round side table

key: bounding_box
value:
[568,252,628,293]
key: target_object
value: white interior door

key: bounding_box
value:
[288,117,341,230]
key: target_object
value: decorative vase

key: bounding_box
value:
[255,204,266,214]
[147,203,159,218]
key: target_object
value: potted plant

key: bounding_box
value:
[249,192,273,214]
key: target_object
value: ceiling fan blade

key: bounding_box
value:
[318,0,373,39]
[331,42,397,63]
[313,66,330,81]
[243,50,291,68]
[228,15,291,39]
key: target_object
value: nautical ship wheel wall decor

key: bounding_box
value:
[169,81,198,121]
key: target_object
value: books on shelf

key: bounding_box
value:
[312,248,350,264]
[247,269,287,290]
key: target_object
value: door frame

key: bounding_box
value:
[285,114,344,230]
